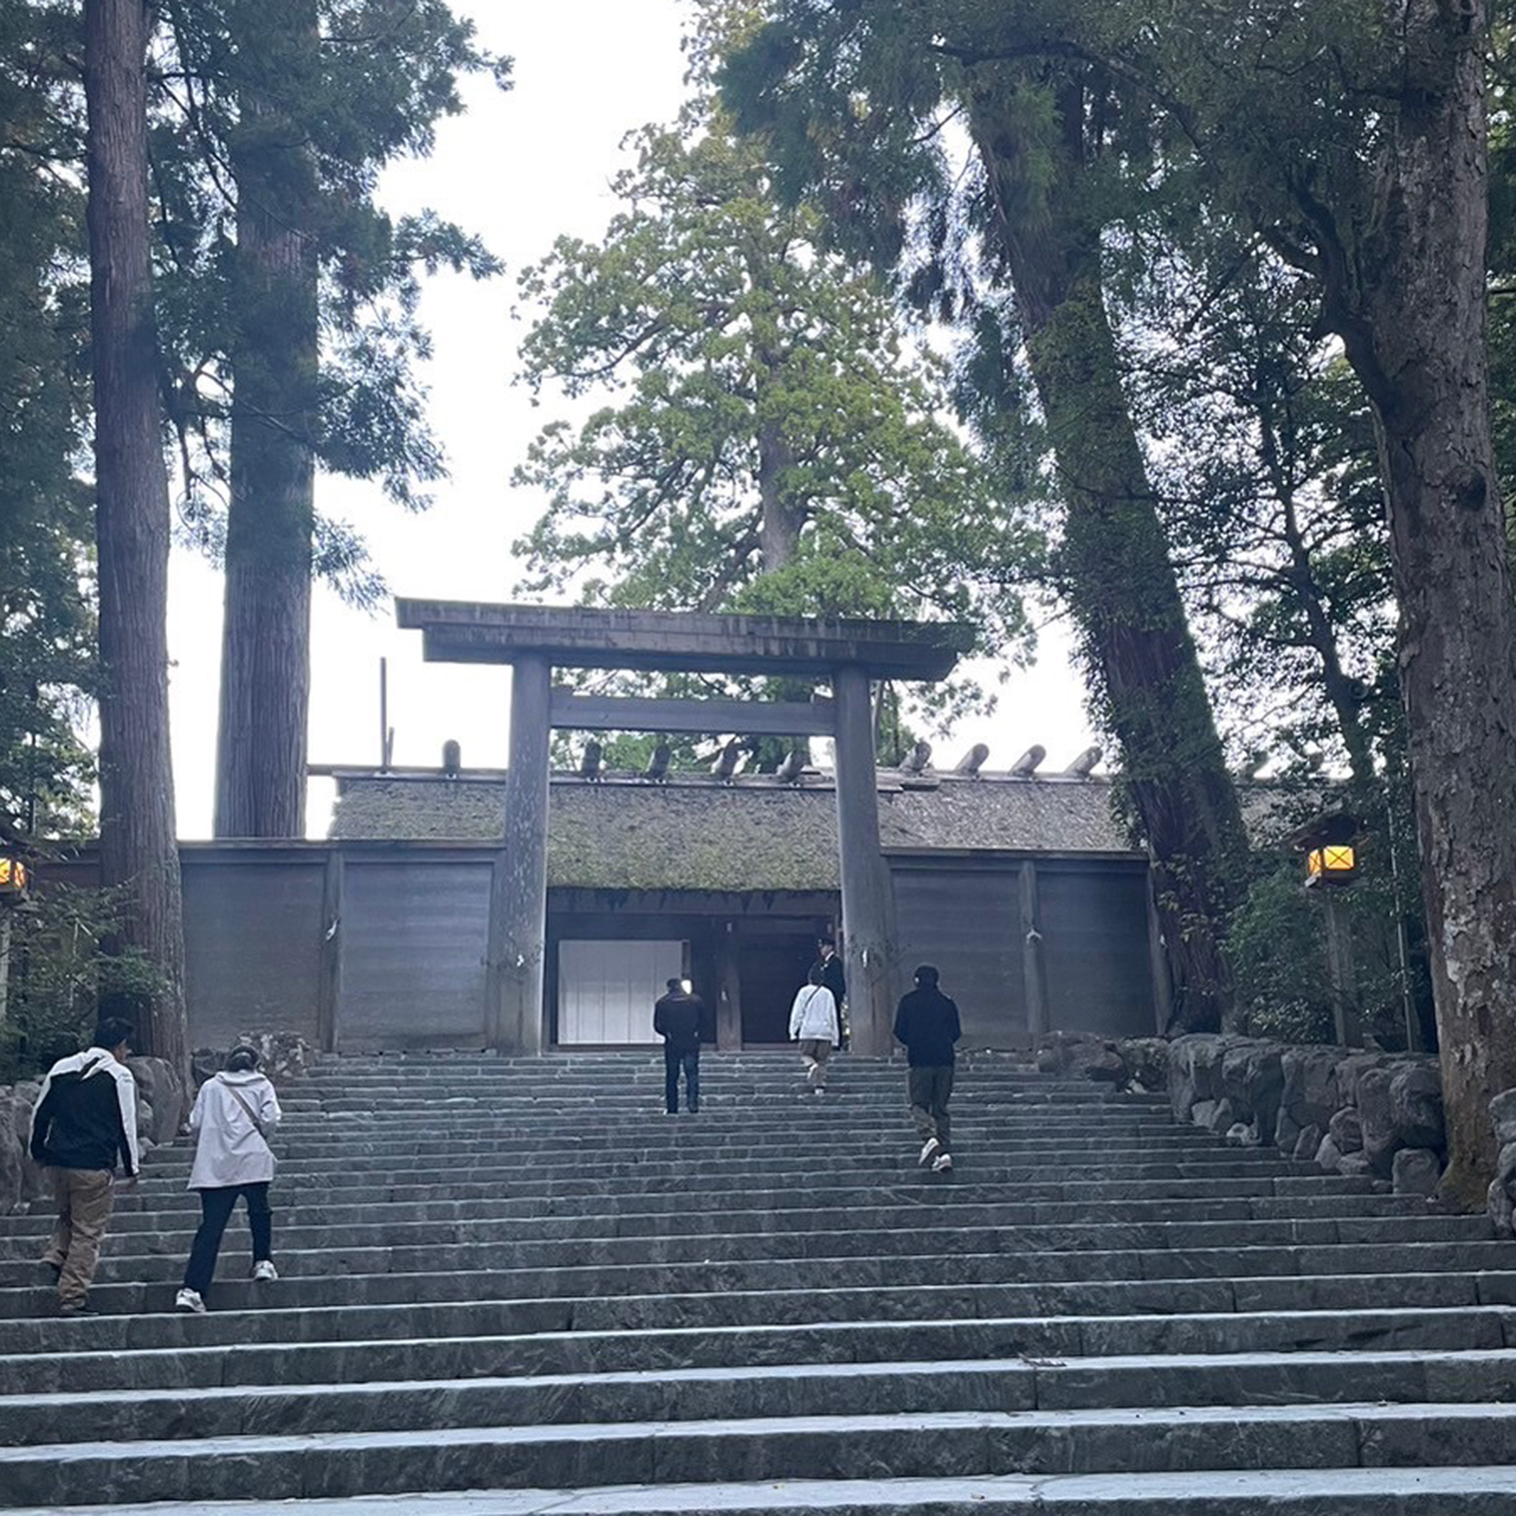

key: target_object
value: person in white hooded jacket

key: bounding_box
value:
[175,1045,281,1313]
[789,963,840,1093]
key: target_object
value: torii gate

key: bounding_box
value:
[396,602,969,1055]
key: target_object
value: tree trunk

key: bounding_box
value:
[83,0,188,1070]
[970,82,1250,1032]
[1326,0,1516,1207]
[756,415,800,570]
[213,20,319,840]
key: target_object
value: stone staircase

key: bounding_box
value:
[0,1050,1514,1514]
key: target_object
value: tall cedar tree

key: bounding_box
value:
[722,9,1250,1031]
[836,0,1516,1205]
[0,1,97,837]
[82,0,187,1068]
[514,113,1029,651]
[156,0,507,837]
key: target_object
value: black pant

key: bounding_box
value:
[664,1044,700,1113]
[183,1182,272,1295]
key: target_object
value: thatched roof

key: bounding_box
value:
[327,770,1136,893]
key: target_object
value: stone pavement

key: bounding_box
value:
[0,1051,1514,1513]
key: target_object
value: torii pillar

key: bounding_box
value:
[396,602,969,1055]
[832,666,899,1055]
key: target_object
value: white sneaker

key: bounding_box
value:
[931,1153,954,1173]
[175,1288,205,1313]
[251,1260,278,1283]
[918,1137,942,1167]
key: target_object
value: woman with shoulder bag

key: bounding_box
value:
[789,963,840,1094]
[175,1045,282,1313]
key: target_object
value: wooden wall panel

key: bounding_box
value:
[337,859,492,1049]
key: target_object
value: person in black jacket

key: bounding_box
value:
[812,937,848,1048]
[892,965,961,1173]
[653,978,709,1114]
[28,1017,139,1315]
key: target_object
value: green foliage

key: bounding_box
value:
[1228,865,1335,1044]
[0,883,166,1082]
[151,0,509,603]
[0,1,97,838]
[513,109,1036,711]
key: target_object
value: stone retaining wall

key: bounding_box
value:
[1037,1030,1448,1198]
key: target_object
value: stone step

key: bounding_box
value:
[7,1347,1516,1449]
[7,1467,1516,1516]
[116,1152,1338,1190]
[0,1196,1451,1260]
[0,1189,1435,1240]
[3,1242,1512,1324]
[1,1304,1510,1395]
[75,1174,1389,1211]
[4,1402,1516,1505]
[0,1212,1489,1289]
[5,1268,1513,1359]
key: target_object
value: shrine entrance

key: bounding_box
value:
[396,602,968,1055]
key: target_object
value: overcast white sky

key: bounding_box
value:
[163,0,1094,840]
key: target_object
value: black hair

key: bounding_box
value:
[807,963,825,986]
[666,977,684,993]
[225,1045,260,1073]
[914,964,940,988]
[94,1016,135,1051]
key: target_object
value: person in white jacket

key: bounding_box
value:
[175,1045,281,1313]
[789,964,840,1094]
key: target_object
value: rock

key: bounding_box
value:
[0,1091,27,1216]
[1392,1147,1442,1198]
[1315,1133,1344,1172]
[1223,1042,1285,1142]
[1168,1034,1228,1120]
[1356,1065,1399,1176]
[1499,1141,1516,1187]
[1281,1047,1341,1133]
[1333,1051,1393,1108]
[1327,1107,1364,1154]
[1337,1152,1376,1179]
[1292,1124,1322,1163]
[1489,1175,1514,1239]
[1191,1100,1219,1130]
[1069,1041,1128,1084]
[1120,1038,1170,1092]
[1492,1088,1516,1150]
[126,1056,186,1145]
[1206,1098,1235,1135]
[1225,1122,1251,1146]
[1275,1110,1301,1151]
[1388,1063,1444,1154]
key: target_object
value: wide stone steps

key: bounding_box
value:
[5,1402,1516,1505]
[1,1050,1512,1512]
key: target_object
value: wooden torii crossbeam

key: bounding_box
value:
[396,600,971,1055]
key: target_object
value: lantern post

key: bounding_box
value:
[0,844,32,1033]
[1293,813,1362,1047]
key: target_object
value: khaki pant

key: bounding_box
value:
[42,1168,114,1308]
[800,1039,831,1087]
[908,1065,954,1152]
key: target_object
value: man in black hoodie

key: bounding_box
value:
[892,965,961,1173]
[653,978,709,1114]
[28,1017,139,1315]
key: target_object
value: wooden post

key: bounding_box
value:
[316,849,343,1053]
[1145,869,1174,1035]
[489,654,552,1054]
[1320,893,1364,1048]
[715,922,742,1050]
[1019,861,1049,1040]
[832,667,898,1055]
